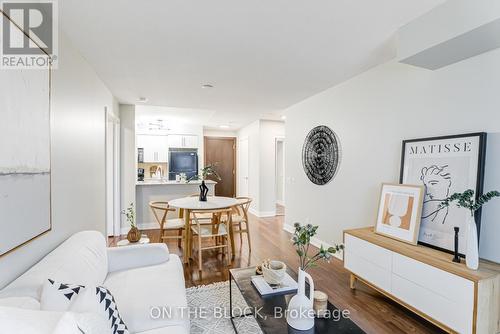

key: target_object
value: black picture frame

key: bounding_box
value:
[399,132,487,256]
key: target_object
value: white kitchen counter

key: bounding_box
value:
[135,179,216,231]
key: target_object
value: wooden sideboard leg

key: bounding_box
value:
[350,274,357,290]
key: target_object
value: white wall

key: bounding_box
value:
[284,47,500,264]
[237,120,285,216]
[203,129,237,137]
[0,33,115,288]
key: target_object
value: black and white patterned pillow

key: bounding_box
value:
[92,286,128,334]
[41,279,129,334]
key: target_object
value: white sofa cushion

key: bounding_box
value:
[103,254,188,333]
[107,243,170,273]
[0,231,108,300]
[0,306,64,334]
[0,296,40,310]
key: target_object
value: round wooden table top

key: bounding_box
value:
[169,196,238,210]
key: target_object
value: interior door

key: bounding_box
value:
[204,137,236,197]
[238,138,249,197]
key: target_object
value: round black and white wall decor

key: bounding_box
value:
[302,125,341,185]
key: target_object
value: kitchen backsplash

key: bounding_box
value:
[138,162,167,178]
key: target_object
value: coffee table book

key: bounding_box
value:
[251,273,298,296]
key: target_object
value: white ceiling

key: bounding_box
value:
[59,0,444,130]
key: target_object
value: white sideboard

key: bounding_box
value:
[344,227,500,334]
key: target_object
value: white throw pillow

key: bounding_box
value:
[40,279,84,311]
[40,279,129,334]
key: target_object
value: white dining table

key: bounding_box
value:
[169,196,239,263]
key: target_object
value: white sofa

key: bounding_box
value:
[0,231,189,334]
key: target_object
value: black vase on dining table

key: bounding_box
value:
[199,180,209,201]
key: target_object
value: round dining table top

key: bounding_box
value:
[169,196,238,210]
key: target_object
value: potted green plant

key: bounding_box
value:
[121,203,140,243]
[441,189,500,270]
[287,223,344,330]
[188,163,222,201]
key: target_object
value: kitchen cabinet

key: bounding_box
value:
[136,134,168,162]
[168,134,198,148]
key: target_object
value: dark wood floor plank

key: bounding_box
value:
[109,213,444,334]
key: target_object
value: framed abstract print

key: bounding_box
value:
[400,133,487,255]
[375,183,425,245]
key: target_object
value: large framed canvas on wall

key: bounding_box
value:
[399,133,487,256]
[0,17,52,256]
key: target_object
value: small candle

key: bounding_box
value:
[313,290,328,317]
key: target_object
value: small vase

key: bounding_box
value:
[199,180,209,201]
[466,215,479,270]
[286,268,315,330]
[127,226,141,243]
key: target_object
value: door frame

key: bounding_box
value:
[105,109,121,237]
[204,136,237,197]
[237,137,249,197]
[275,137,285,206]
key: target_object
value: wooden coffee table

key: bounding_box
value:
[229,266,364,334]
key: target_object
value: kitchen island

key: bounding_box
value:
[135,180,216,230]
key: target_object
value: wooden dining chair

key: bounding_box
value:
[229,197,253,251]
[188,193,213,222]
[190,208,233,272]
[149,201,185,247]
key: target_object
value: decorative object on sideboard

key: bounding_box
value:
[440,189,500,270]
[261,259,287,286]
[400,132,487,255]
[452,227,460,263]
[121,202,141,243]
[302,125,341,185]
[287,223,344,330]
[374,183,425,245]
[188,163,222,201]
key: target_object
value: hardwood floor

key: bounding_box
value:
[109,214,444,334]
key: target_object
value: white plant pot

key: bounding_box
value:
[466,215,479,270]
[286,268,315,330]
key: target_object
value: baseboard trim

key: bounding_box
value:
[283,223,343,261]
[249,208,276,218]
[121,222,158,235]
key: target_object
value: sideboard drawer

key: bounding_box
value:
[345,234,392,271]
[392,253,474,305]
[345,233,392,292]
[392,274,474,334]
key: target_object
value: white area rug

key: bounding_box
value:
[187,281,263,334]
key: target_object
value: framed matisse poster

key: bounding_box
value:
[400,133,487,255]
[375,183,425,245]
